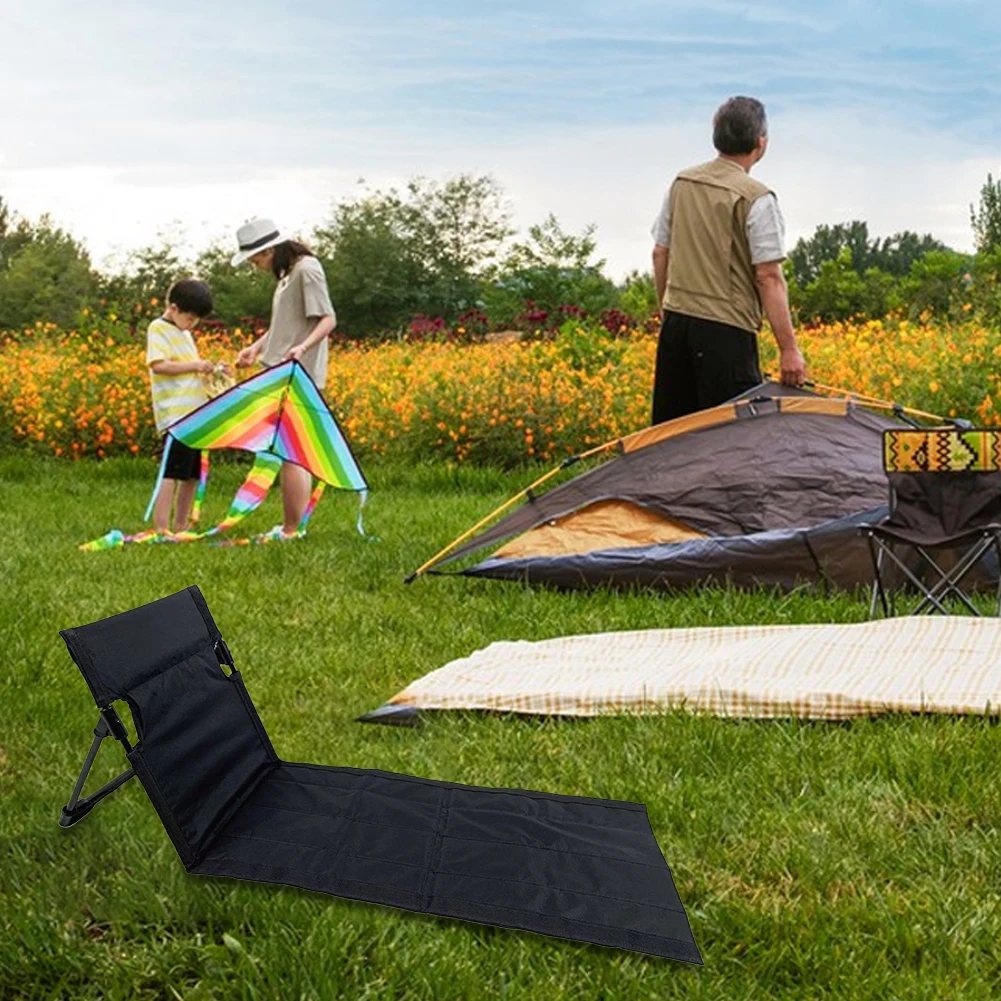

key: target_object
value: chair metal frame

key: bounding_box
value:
[864,525,1001,618]
[59,706,135,827]
[862,427,1001,618]
[59,637,235,827]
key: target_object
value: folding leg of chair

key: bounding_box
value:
[994,533,1001,616]
[864,530,891,618]
[864,527,1001,618]
[58,587,702,963]
[59,711,136,827]
[910,537,993,615]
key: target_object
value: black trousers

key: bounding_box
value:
[162,437,202,481]
[651,310,762,424]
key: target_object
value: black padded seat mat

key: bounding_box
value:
[60,587,701,964]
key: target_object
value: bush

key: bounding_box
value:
[617,271,660,324]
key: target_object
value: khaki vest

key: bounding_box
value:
[664,158,772,333]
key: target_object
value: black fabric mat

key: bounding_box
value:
[60,586,702,963]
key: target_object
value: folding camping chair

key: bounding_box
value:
[57,587,701,963]
[861,428,1001,618]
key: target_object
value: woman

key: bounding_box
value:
[232,217,337,540]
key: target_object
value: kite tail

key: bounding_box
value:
[143,436,173,522]
[79,529,166,551]
[79,529,126,552]
[356,489,369,538]
[188,452,210,526]
[298,480,326,531]
[201,452,283,538]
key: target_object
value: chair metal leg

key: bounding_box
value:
[868,530,1000,618]
[59,710,136,828]
[992,531,1001,616]
[865,531,891,618]
[911,538,993,616]
[873,541,952,614]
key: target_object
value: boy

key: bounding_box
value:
[146,278,215,534]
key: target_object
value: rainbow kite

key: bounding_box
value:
[81,361,368,550]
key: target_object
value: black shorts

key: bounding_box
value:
[651,310,762,424]
[162,437,202,481]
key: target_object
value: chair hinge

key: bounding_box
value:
[215,637,235,668]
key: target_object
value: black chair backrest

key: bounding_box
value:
[60,586,276,866]
[882,429,1001,541]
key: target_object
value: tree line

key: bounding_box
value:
[3,173,1001,336]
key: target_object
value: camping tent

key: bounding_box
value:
[413,382,909,592]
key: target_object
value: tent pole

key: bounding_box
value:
[766,373,947,424]
[405,440,623,582]
[807,382,946,423]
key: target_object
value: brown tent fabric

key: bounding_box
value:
[435,383,911,591]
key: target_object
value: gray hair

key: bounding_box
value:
[712,97,768,155]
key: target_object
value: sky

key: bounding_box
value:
[3,0,1001,279]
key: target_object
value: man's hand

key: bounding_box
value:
[196,359,215,375]
[283,343,306,363]
[780,346,807,387]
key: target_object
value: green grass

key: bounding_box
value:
[1,453,999,1000]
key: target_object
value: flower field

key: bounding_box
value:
[1,316,1000,466]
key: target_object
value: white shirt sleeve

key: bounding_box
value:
[651,186,672,247]
[746,193,786,264]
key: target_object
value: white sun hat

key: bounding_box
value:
[231,217,286,266]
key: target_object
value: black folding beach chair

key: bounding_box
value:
[861,428,1001,617]
[58,586,701,963]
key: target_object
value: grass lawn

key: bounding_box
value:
[1,453,999,1000]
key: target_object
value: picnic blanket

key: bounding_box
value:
[368,617,1001,721]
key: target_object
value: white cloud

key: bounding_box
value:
[3,106,995,283]
[2,1,999,285]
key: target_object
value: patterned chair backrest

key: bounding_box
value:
[883,428,1001,474]
[881,429,1001,541]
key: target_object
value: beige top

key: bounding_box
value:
[259,256,335,386]
[663,157,773,333]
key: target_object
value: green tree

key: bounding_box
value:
[0,212,99,329]
[788,221,950,286]
[898,249,971,317]
[617,270,660,320]
[315,188,425,334]
[99,234,190,312]
[967,247,1001,326]
[788,221,874,286]
[484,214,618,324]
[971,173,1001,253]
[195,245,276,325]
[406,174,514,317]
[0,197,36,271]
[793,247,868,323]
[316,174,514,335]
[869,231,951,276]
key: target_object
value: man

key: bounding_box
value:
[650,96,807,423]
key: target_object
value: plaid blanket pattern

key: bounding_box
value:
[388,617,1001,720]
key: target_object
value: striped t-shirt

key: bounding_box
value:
[146,318,208,432]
